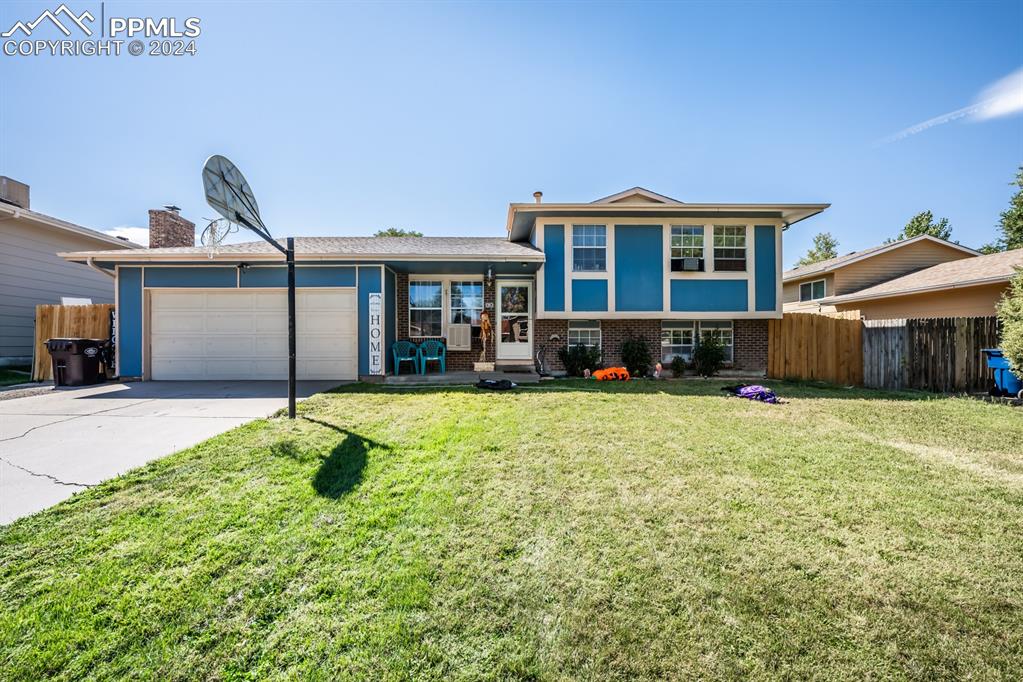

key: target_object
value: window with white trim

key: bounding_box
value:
[572,224,607,272]
[799,279,826,302]
[450,281,484,328]
[713,225,747,272]
[699,321,734,362]
[409,280,443,337]
[568,320,601,352]
[670,225,705,272]
[661,321,695,362]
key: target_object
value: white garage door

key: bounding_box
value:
[150,289,357,380]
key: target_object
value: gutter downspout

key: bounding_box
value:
[86,257,115,278]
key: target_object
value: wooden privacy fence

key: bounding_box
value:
[767,313,863,385]
[770,313,1000,393]
[32,304,114,381]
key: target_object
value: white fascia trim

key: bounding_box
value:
[0,203,142,250]
[824,274,1013,305]
[782,235,981,282]
[58,251,546,264]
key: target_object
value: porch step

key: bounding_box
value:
[494,363,536,373]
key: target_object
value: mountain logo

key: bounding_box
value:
[2,4,95,38]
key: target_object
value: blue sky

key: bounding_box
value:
[1,0,1021,266]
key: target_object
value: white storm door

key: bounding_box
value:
[496,281,532,361]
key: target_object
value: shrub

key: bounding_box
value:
[669,355,688,378]
[620,334,652,377]
[558,344,602,377]
[997,268,1023,377]
[693,336,726,377]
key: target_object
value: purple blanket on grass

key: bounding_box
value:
[721,384,780,404]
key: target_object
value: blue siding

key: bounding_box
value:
[145,267,236,288]
[670,280,748,312]
[614,225,663,311]
[240,266,356,288]
[543,225,565,311]
[117,267,143,377]
[572,279,608,312]
[754,226,777,312]
[357,266,382,376]
[385,268,396,373]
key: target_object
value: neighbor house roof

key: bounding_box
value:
[61,236,544,263]
[0,201,141,250]
[825,248,1023,304]
[506,187,829,242]
[783,235,979,282]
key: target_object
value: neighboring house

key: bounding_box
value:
[0,177,140,366]
[825,248,1023,319]
[61,187,828,380]
[783,235,979,314]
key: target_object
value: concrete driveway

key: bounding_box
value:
[0,381,340,524]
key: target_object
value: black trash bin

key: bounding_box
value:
[46,338,107,387]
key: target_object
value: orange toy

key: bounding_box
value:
[593,367,631,381]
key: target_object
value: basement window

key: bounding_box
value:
[568,320,601,352]
[661,321,695,362]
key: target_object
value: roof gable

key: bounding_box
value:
[591,187,683,205]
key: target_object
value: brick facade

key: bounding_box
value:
[148,208,195,248]
[534,317,768,375]
[395,273,496,372]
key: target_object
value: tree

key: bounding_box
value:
[887,211,953,243]
[996,268,1023,378]
[980,166,1023,253]
[796,232,839,266]
[374,228,423,237]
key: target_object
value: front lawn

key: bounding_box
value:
[1,381,1021,679]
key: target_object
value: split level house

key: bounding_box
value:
[61,188,829,381]
[783,234,1023,319]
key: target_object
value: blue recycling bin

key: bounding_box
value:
[982,349,1023,398]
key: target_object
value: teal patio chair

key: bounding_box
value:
[392,341,421,375]
[419,339,446,374]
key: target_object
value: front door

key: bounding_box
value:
[496,280,532,361]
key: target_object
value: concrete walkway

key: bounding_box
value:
[0,381,339,524]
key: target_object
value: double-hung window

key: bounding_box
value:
[661,321,696,362]
[568,320,601,352]
[713,226,747,271]
[572,225,607,272]
[799,279,826,302]
[699,321,734,362]
[670,226,705,271]
[409,280,443,337]
[450,281,484,328]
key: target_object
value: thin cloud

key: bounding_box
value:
[879,66,1023,144]
[104,226,148,245]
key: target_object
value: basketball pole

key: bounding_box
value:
[287,237,296,419]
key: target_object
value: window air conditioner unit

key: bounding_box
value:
[448,324,472,351]
[682,258,700,271]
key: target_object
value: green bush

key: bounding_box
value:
[669,355,688,378]
[996,268,1023,377]
[693,336,726,377]
[620,335,652,377]
[558,344,602,377]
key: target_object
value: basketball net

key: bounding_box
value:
[200,218,236,259]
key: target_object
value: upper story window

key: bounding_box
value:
[713,226,747,272]
[409,280,443,337]
[670,225,705,272]
[799,279,826,302]
[568,320,601,352]
[572,224,607,272]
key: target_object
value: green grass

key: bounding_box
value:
[0,368,30,387]
[2,380,1022,680]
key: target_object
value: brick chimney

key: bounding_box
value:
[148,205,195,248]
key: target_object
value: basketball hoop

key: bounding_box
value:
[200,218,236,259]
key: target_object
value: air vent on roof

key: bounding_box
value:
[0,176,29,209]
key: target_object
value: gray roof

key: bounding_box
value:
[783,235,979,281]
[63,236,544,261]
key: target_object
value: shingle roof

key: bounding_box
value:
[783,235,978,281]
[826,248,1023,303]
[63,236,544,260]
